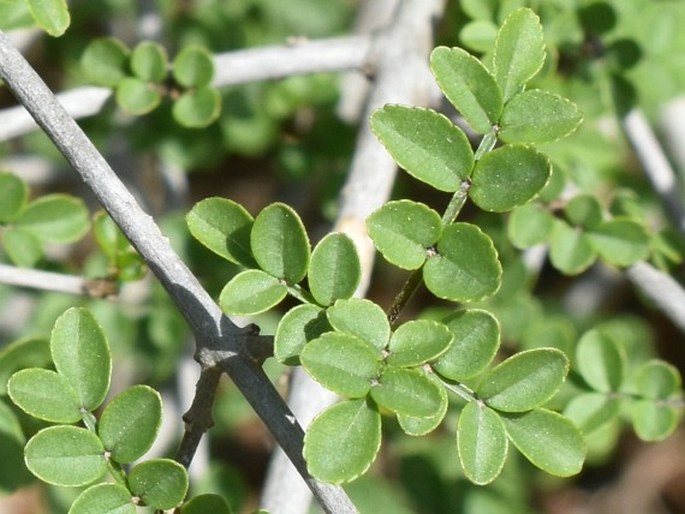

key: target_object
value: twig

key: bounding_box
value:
[0,263,106,297]
[0,30,356,514]
[260,1,446,512]
[0,35,373,142]
[622,108,685,237]
[626,261,685,335]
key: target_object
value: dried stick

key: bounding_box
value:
[0,30,356,514]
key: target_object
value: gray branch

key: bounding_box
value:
[0,263,89,296]
[0,29,356,514]
[260,1,446,512]
[627,261,685,335]
[0,35,373,142]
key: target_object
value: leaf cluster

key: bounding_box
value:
[3,308,232,513]
[81,38,221,128]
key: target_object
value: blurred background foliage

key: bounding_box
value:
[1,0,685,513]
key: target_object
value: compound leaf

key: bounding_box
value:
[424,223,501,302]
[98,385,162,464]
[634,360,681,400]
[370,368,443,418]
[470,145,551,213]
[128,459,188,510]
[130,41,168,83]
[8,368,81,423]
[387,319,453,368]
[172,45,215,88]
[502,409,585,477]
[563,392,620,434]
[478,348,568,412]
[24,426,107,487]
[274,304,330,365]
[219,269,287,315]
[370,105,474,192]
[17,194,89,244]
[576,329,625,393]
[172,87,222,129]
[301,333,381,398]
[366,200,442,270]
[69,483,135,514]
[430,46,502,134]
[27,0,69,36]
[457,402,508,485]
[308,233,361,306]
[588,218,650,266]
[185,197,255,267]
[251,203,310,284]
[630,400,680,442]
[80,37,130,87]
[116,77,162,115]
[0,171,28,223]
[499,90,582,143]
[51,307,112,412]
[303,398,381,483]
[493,7,546,102]
[326,298,390,351]
[432,309,500,381]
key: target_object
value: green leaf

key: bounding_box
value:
[432,309,500,381]
[128,459,189,510]
[308,233,361,306]
[51,308,112,411]
[172,45,215,88]
[186,197,255,267]
[370,368,443,418]
[24,426,107,487]
[98,385,162,464]
[549,221,596,275]
[459,20,498,53]
[498,90,582,143]
[326,298,390,351]
[630,400,680,442]
[430,46,502,134]
[478,348,569,412]
[457,402,508,485]
[0,171,28,222]
[300,332,381,398]
[181,494,233,514]
[251,203,310,284]
[588,219,650,266]
[564,194,603,229]
[461,0,498,20]
[81,37,130,87]
[304,399,381,483]
[219,270,287,316]
[27,0,70,36]
[0,400,32,492]
[116,77,162,115]
[493,7,546,102]
[576,329,625,393]
[370,105,474,192]
[130,41,168,83]
[2,226,43,267]
[0,337,50,396]
[470,145,551,213]
[424,223,501,302]
[503,409,585,476]
[17,194,89,244]
[634,360,682,400]
[69,484,135,514]
[366,200,443,270]
[8,368,81,423]
[387,319,453,367]
[397,372,448,436]
[172,87,222,128]
[274,304,330,365]
[507,203,554,248]
[563,392,620,434]
[93,211,131,259]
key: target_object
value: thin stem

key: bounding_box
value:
[438,376,477,403]
[474,128,498,161]
[441,180,472,225]
[287,283,318,306]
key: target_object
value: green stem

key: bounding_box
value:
[107,459,128,487]
[441,180,471,225]
[388,268,424,329]
[438,376,478,403]
[286,283,318,305]
[474,128,498,161]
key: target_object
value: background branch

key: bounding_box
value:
[0,30,356,514]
